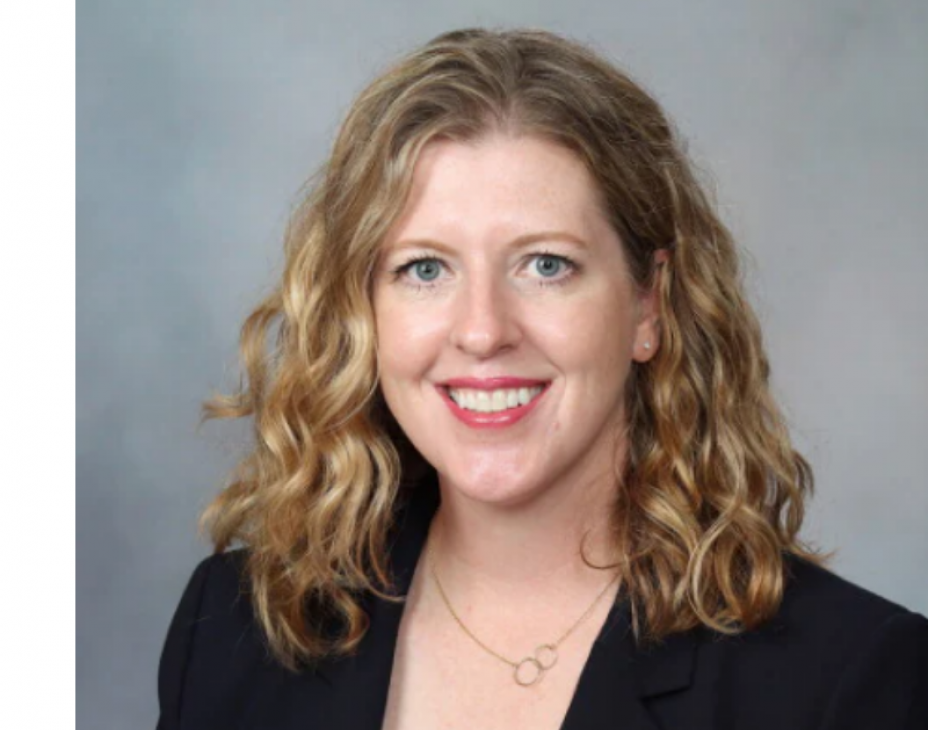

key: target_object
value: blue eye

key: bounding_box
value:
[411,259,441,281]
[392,256,444,285]
[533,254,567,278]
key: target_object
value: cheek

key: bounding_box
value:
[375,301,444,379]
[533,295,637,369]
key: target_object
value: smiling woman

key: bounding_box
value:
[373,136,658,511]
[156,28,928,730]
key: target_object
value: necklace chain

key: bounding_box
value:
[426,528,621,687]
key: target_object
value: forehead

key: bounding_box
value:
[382,134,611,249]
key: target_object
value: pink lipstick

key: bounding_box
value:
[436,378,549,429]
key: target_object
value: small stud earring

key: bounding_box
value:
[643,342,652,350]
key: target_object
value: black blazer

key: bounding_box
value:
[157,481,928,729]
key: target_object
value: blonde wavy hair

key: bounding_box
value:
[202,28,817,671]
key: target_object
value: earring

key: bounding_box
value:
[643,342,652,350]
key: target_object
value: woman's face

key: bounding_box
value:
[373,134,660,507]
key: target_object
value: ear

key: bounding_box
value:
[632,249,669,363]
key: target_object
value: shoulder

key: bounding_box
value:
[698,555,928,727]
[778,554,923,634]
[777,556,928,677]
[162,549,256,655]
[746,554,928,673]
[157,550,272,730]
[181,549,252,618]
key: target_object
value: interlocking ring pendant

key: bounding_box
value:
[513,644,559,687]
[514,657,543,686]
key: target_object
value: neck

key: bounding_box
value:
[427,467,623,602]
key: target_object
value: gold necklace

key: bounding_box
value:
[427,530,621,687]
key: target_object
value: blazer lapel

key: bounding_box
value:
[560,595,703,730]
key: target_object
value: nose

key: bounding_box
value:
[449,271,522,358]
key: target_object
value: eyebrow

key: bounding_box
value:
[386,230,591,255]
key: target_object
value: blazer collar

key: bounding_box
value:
[319,476,700,730]
[559,574,700,729]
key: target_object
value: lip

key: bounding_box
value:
[439,377,549,390]
[436,380,550,429]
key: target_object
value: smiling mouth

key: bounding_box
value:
[445,385,546,413]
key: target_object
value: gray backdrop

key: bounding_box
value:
[77,1,928,728]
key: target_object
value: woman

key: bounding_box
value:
[157,29,928,730]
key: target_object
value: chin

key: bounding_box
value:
[436,458,543,508]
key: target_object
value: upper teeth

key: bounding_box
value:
[448,386,544,413]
